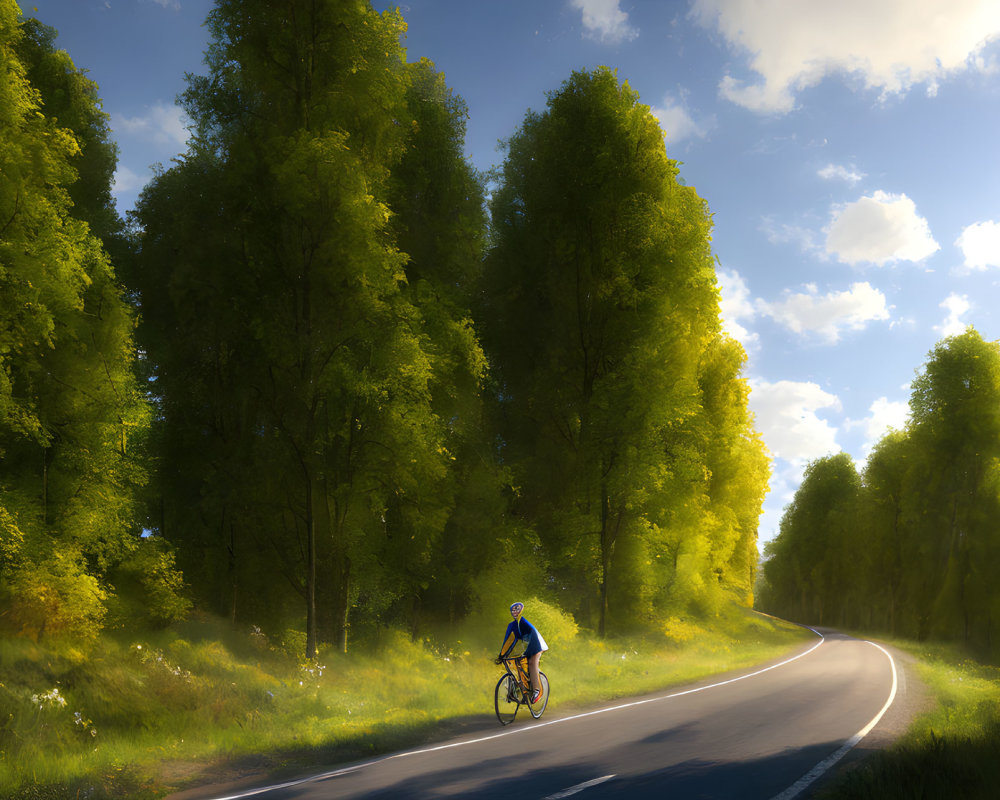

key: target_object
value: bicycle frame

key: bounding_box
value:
[499,654,532,700]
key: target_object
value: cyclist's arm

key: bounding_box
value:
[499,624,517,658]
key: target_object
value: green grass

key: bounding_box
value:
[0,607,811,799]
[817,639,1000,799]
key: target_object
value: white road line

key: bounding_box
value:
[204,632,826,800]
[203,765,366,800]
[544,774,617,799]
[769,639,899,800]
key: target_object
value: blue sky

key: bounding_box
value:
[26,0,1000,547]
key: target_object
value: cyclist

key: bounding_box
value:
[497,601,547,703]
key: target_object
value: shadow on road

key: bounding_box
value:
[300,739,847,799]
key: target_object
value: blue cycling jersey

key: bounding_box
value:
[500,616,549,658]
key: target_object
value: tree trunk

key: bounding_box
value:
[336,557,351,654]
[305,477,318,661]
[42,447,49,526]
[598,490,611,638]
[598,563,609,638]
[598,488,623,638]
[227,515,239,626]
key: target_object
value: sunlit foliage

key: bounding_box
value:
[0,0,154,641]
[481,67,769,635]
[760,329,1000,658]
[3,0,768,664]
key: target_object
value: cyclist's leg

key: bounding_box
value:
[515,657,530,690]
[527,651,541,692]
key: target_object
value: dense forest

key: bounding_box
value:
[0,0,770,658]
[759,328,1000,659]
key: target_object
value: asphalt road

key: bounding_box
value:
[185,629,913,800]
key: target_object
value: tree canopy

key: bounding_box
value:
[2,1,769,657]
[481,67,768,635]
[0,2,155,639]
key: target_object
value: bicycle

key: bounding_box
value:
[494,653,549,725]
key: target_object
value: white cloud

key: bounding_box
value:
[716,269,759,349]
[934,293,971,338]
[757,282,889,343]
[651,95,708,144]
[956,220,1000,270]
[818,163,865,185]
[864,396,910,439]
[758,389,908,547]
[113,102,189,148]
[748,379,841,464]
[112,165,146,195]
[825,191,939,266]
[847,396,910,454]
[691,0,1000,112]
[718,272,889,345]
[570,0,638,44]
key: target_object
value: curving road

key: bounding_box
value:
[182,629,912,800]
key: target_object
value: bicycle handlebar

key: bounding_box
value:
[496,653,525,661]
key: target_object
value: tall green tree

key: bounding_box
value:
[482,67,766,634]
[14,18,125,259]
[0,1,150,638]
[759,453,861,625]
[382,58,522,628]
[697,335,771,606]
[903,328,1000,646]
[134,0,489,655]
[858,429,912,633]
[129,152,264,627]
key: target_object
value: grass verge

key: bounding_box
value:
[0,606,811,799]
[816,639,1000,799]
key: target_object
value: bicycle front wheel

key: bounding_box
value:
[528,671,549,719]
[495,673,519,725]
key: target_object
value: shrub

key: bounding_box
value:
[2,545,107,641]
[662,616,705,645]
[278,628,307,660]
[105,537,191,629]
[519,596,578,647]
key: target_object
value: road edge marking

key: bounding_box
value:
[544,774,617,799]
[769,639,899,800]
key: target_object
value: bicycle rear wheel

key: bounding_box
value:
[528,672,549,719]
[495,673,520,725]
